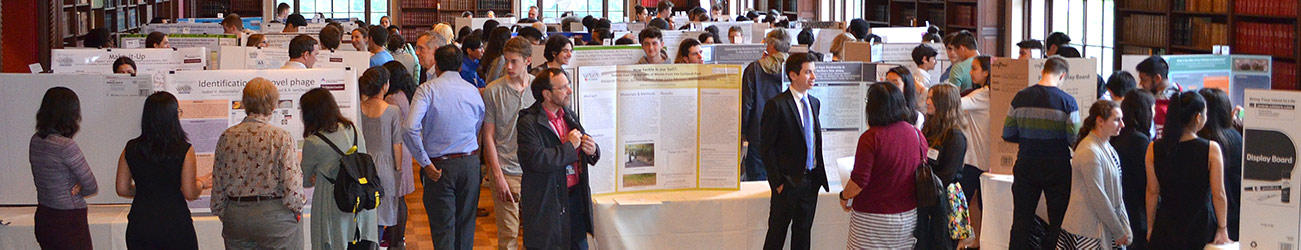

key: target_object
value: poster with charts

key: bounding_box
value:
[576,64,743,194]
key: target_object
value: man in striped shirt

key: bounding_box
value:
[1003,56,1081,249]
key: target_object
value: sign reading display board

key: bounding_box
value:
[1241,89,1301,249]
[0,74,154,205]
[986,58,1098,174]
[51,48,208,90]
[163,69,358,207]
[575,64,744,194]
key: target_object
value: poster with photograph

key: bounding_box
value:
[801,62,893,190]
[1119,54,1272,106]
[1241,89,1301,249]
[986,58,1098,174]
[576,64,743,194]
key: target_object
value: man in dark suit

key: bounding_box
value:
[760,53,829,250]
[517,68,601,250]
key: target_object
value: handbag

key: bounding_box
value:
[946,182,974,239]
[915,131,945,208]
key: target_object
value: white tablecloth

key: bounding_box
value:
[591,181,850,249]
[0,205,312,249]
[981,173,1049,250]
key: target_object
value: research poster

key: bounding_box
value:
[120,34,237,70]
[701,44,767,65]
[874,43,950,87]
[177,17,264,31]
[1241,89,1301,249]
[262,22,360,35]
[802,62,893,189]
[164,69,359,196]
[51,48,208,90]
[576,64,743,194]
[986,58,1098,174]
[1119,54,1272,106]
[218,46,370,72]
[702,22,769,44]
[140,23,227,35]
[0,74,153,205]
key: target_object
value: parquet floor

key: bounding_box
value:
[400,175,517,250]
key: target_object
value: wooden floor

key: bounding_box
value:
[401,176,516,250]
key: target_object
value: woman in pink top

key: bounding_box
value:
[839,82,928,248]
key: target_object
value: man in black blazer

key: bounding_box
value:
[517,68,601,250]
[760,53,829,250]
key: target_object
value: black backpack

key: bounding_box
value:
[315,126,384,213]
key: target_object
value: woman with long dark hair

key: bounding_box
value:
[1060,100,1132,249]
[957,54,992,248]
[1145,91,1231,248]
[115,91,202,248]
[918,83,967,249]
[1198,88,1242,240]
[884,66,924,128]
[479,27,514,83]
[381,60,417,248]
[358,66,407,248]
[300,88,379,249]
[841,83,927,248]
[1113,90,1155,250]
[30,87,97,249]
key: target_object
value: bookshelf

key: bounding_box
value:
[1115,0,1300,89]
[867,0,1004,56]
[56,0,178,47]
[395,0,511,36]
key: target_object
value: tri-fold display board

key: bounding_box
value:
[1241,89,1301,249]
[51,48,209,90]
[986,58,1099,175]
[576,64,744,194]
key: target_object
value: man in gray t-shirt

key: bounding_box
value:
[480,37,536,250]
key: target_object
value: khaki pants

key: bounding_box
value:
[491,174,523,250]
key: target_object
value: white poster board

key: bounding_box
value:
[0,74,154,205]
[119,34,238,70]
[262,22,359,34]
[529,45,645,68]
[455,17,517,32]
[218,46,370,72]
[51,48,208,90]
[163,68,359,207]
[1241,89,1301,249]
[869,27,928,44]
[576,64,743,194]
[987,58,1098,174]
[141,23,228,35]
[874,43,950,87]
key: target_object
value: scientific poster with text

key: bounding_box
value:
[1241,89,1301,249]
[987,58,1098,174]
[51,48,208,90]
[576,64,743,194]
[164,68,359,197]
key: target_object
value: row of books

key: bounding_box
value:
[924,8,945,24]
[1235,22,1296,58]
[1273,62,1296,90]
[1175,0,1228,13]
[949,5,975,26]
[1173,17,1228,49]
[478,0,511,10]
[401,0,436,8]
[1124,0,1168,12]
[1235,0,1299,16]
[440,0,476,11]
[1120,14,1168,47]
[401,11,440,26]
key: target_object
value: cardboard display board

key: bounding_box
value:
[1119,54,1272,106]
[218,46,370,72]
[575,64,744,194]
[0,74,154,205]
[1241,89,1301,249]
[51,48,208,90]
[986,58,1099,174]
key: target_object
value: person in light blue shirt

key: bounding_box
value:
[368,26,395,67]
[403,33,485,250]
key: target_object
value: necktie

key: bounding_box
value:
[802,96,815,170]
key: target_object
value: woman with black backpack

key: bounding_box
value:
[301,87,380,249]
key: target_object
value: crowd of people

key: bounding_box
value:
[29,4,1248,250]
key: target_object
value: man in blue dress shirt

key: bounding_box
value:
[403,32,486,250]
